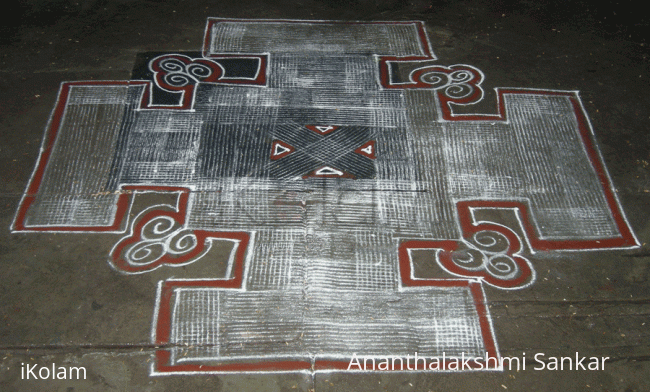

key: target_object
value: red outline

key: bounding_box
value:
[302,166,356,179]
[381,63,485,104]
[142,55,267,110]
[13,92,193,234]
[396,244,499,365]
[305,125,339,135]
[10,80,211,233]
[205,54,268,86]
[16,85,635,249]
[312,279,499,371]
[203,19,433,58]
[398,195,637,289]
[441,89,636,249]
[152,274,500,373]
[13,20,638,375]
[393,94,640,288]
[204,19,434,95]
[270,140,295,160]
[13,81,140,232]
[457,199,636,251]
[109,193,250,273]
[354,140,376,159]
[153,235,250,349]
[154,270,323,374]
[399,237,532,290]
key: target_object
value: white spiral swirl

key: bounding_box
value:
[472,231,509,253]
[486,254,520,279]
[451,249,485,270]
[158,58,185,73]
[125,242,165,265]
[122,216,199,267]
[187,63,213,79]
[418,71,451,89]
[166,231,198,254]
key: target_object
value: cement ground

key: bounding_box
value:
[0,1,649,391]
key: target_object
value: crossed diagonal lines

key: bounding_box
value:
[269,123,376,180]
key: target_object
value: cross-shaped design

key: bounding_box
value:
[11,18,638,375]
[269,124,376,179]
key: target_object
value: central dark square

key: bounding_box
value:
[269,123,376,180]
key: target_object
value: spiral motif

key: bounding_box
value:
[150,55,221,93]
[187,63,213,79]
[449,70,473,83]
[418,71,451,89]
[140,216,177,240]
[163,73,194,88]
[157,58,186,73]
[486,254,519,279]
[471,230,510,253]
[444,83,474,99]
[167,231,198,254]
[122,215,199,267]
[449,230,522,282]
[450,248,486,271]
[410,65,482,105]
[125,241,166,266]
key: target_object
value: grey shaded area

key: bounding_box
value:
[170,287,485,362]
[207,20,430,57]
[2,2,648,390]
[16,19,631,367]
[22,84,622,240]
[22,85,128,227]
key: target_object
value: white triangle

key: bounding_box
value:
[315,166,344,176]
[315,126,335,133]
[361,145,373,155]
[273,143,291,156]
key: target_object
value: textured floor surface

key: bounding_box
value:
[0,1,649,391]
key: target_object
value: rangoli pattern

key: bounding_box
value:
[12,19,638,374]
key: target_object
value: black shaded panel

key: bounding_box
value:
[130,52,263,107]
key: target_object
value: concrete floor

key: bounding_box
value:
[1,1,649,391]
